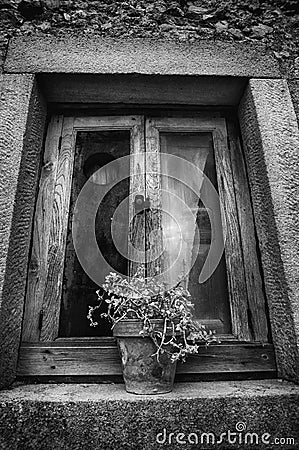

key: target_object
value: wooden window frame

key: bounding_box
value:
[18,114,276,379]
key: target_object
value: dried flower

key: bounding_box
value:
[88,266,218,363]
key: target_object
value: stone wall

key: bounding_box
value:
[0,0,298,74]
[1,1,298,117]
[239,79,299,382]
[0,0,298,389]
[0,4,299,449]
[0,76,46,388]
[1,381,299,450]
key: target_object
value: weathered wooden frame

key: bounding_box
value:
[18,114,275,377]
[146,117,269,341]
[22,115,144,343]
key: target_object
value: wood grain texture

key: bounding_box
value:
[127,117,145,277]
[39,117,76,341]
[17,342,276,376]
[145,119,163,277]
[212,122,251,341]
[227,120,269,342]
[74,115,141,130]
[22,116,64,342]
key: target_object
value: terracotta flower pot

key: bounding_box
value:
[113,319,177,395]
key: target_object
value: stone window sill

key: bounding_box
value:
[1,379,298,402]
[0,380,298,449]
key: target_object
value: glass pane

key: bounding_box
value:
[160,132,231,333]
[59,131,130,337]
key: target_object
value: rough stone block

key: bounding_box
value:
[0,381,298,449]
[288,80,299,126]
[239,79,299,382]
[0,74,46,389]
[4,34,281,77]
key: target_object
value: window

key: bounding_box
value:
[18,113,275,379]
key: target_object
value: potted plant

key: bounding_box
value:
[88,268,217,395]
